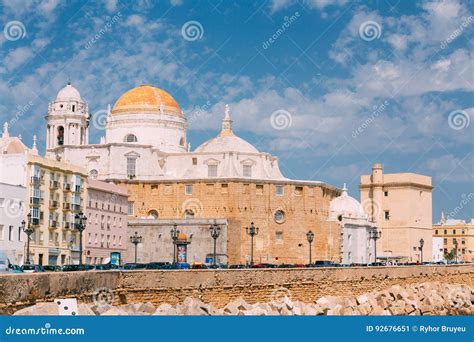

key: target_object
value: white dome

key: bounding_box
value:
[195,134,259,153]
[195,104,259,154]
[56,83,82,101]
[329,184,367,220]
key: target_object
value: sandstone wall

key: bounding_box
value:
[0,265,472,314]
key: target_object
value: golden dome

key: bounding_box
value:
[111,85,182,116]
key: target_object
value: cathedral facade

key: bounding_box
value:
[45,83,343,264]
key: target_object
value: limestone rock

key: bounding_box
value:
[14,303,59,316]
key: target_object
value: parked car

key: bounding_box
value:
[229,264,246,269]
[61,264,94,272]
[21,264,45,273]
[145,262,170,270]
[44,265,62,272]
[175,263,190,269]
[123,263,147,270]
[251,263,277,268]
[0,257,9,273]
[312,260,336,267]
[9,265,23,273]
[190,263,208,270]
[94,263,121,270]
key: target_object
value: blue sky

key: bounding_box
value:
[0,0,473,221]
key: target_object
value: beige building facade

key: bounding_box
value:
[122,180,340,265]
[0,124,88,265]
[433,213,474,262]
[360,164,433,262]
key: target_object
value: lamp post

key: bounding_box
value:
[74,212,87,265]
[21,213,34,265]
[170,223,179,264]
[453,238,458,263]
[209,221,221,266]
[306,230,314,264]
[419,238,424,264]
[369,229,382,263]
[245,222,259,266]
[130,231,142,263]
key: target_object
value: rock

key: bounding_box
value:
[181,297,211,315]
[77,303,96,316]
[243,307,268,315]
[14,303,59,316]
[90,303,113,315]
[327,304,343,316]
[356,294,369,305]
[224,298,251,315]
[154,303,178,315]
[101,307,128,316]
[137,302,156,314]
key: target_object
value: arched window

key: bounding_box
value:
[184,209,195,219]
[124,134,137,143]
[57,126,64,146]
[148,210,159,219]
[208,164,217,177]
[89,169,98,179]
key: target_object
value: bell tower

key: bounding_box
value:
[46,82,90,158]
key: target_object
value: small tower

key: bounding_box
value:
[46,82,90,158]
[220,104,234,137]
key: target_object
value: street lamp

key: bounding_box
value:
[306,230,314,264]
[21,213,34,265]
[453,238,458,263]
[170,223,179,264]
[369,229,382,263]
[130,231,142,263]
[419,238,425,264]
[74,212,87,265]
[209,221,221,266]
[245,222,259,266]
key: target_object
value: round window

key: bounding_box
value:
[274,210,285,224]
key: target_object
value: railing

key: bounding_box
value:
[63,183,71,191]
[49,180,60,189]
[49,200,59,209]
[49,220,58,228]
[62,202,71,210]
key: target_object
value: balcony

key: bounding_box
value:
[71,204,81,212]
[30,197,43,206]
[48,220,58,228]
[49,180,60,190]
[62,202,71,211]
[30,176,43,185]
[63,183,71,192]
[49,200,59,209]
[63,221,71,229]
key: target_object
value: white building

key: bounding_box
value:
[0,182,26,265]
[328,184,377,264]
[46,84,286,182]
[432,236,444,263]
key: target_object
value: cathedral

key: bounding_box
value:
[43,82,350,264]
